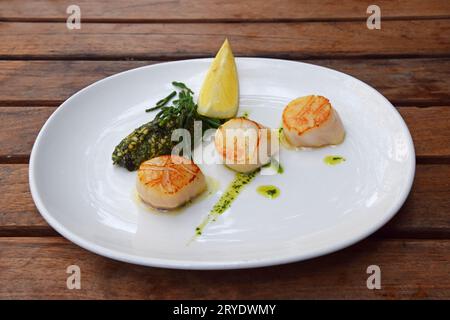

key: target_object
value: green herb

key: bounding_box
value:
[145,91,176,112]
[172,81,194,94]
[112,82,225,171]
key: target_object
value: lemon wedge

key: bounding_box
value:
[197,39,239,119]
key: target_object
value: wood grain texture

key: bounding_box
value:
[0,237,448,299]
[0,0,448,301]
[381,164,450,237]
[1,0,449,21]
[1,106,449,159]
[398,107,450,159]
[0,107,55,157]
[0,165,49,233]
[1,20,449,59]
[0,164,449,236]
[0,61,150,105]
[1,59,450,105]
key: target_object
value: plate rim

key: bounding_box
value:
[29,57,416,270]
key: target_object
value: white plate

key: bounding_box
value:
[30,58,415,269]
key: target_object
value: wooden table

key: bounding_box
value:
[0,0,449,299]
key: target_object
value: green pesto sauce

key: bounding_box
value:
[240,110,250,118]
[278,126,295,150]
[257,185,280,199]
[194,170,258,236]
[277,127,284,143]
[272,158,284,174]
[324,155,346,165]
[262,158,284,174]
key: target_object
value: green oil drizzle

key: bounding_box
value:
[194,170,258,236]
[240,110,250,118]
[278,127,283,135]
[257,185,280,199]
[324,155,346,165]
[272,158,284,174]
[278,126,295,150]
[262,158,284,174]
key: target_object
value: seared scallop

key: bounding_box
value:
[215,118,278,173]
[282,95,345,147]
[136,155,206,210]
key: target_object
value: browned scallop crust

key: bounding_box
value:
[282,95,331,134]
[136,155,206,209]
[138,156,199,193]
[214,118,278,173]
[282,95,345,147]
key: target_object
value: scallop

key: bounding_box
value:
[215,118,278,173]
[282,95,345,147]
[136,155,206,210]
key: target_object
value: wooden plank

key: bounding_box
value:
[0,61,150,105]
[381,164,450,237]
[0,107,55,157]
[0,165,49,233]
[1,106,449,159]
[1,0,449,21]
[398,107,450,159]
[1,21,449,59]
[1,59,449,105]
[320,59,450,106]
[0,164,449,237]
[0,237,448,299]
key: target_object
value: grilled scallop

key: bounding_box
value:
[282,95,345,147]
[136,155,206,210]
[215,118,278,173]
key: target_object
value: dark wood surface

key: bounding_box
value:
[0,1,449,299]
[1,20,449,59]
[0,237,448,299]
[1,59,450,105]
[1,0,449,21]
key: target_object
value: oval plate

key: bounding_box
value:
[29,58,415,269]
